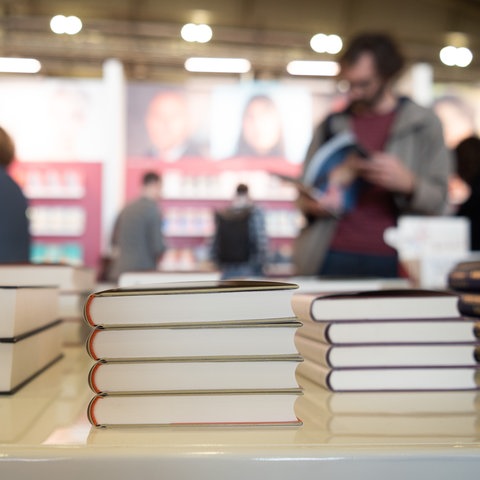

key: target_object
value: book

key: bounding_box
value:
[0,286,59,338]
[86,322,301,361]
[291,289,460,322]
[87,391,302,427]
[84,280,298,328]
[0,263,96,293]
[289,130,368,214]
[0,320,63,394]
[458,292,480,318]
[88,357,302,394]
[295,316,480,344]
[118,270,221,287]
[447,260,480,291]
[295,334,480,368]
[296,357,480,391]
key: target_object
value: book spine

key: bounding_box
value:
[458,295,480,317]
[88,361,102,393]
[290,295,315,322]
[294,334,332,368]
[295,321,329,343]
[83,294,96,327]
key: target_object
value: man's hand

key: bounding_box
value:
[353,152,415,194]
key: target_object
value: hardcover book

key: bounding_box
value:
[0,263,96,293]
[84,280,298,328]
[87,391,302,427]
[447,260,480,292]
[86,322,301,361]
[458,293,480,318]
[295,334,480,368]
[295,316,480,345]
[0,286,59,338]
[0,320,63,394]
[291,289,460,323]
[296,357,480,392]
[88,357,302,394]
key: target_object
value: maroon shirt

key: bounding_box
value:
[330,109,398,256]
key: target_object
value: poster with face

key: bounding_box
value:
[209,82,312,166]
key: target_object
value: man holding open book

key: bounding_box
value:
[294,32,451,277]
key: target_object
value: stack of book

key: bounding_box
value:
[0,285,62,394]
[448,260,480,319]
[83,279,304,427]
[0,263,96,345]
[292,289,480,393]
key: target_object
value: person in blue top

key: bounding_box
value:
[0,126,31,263]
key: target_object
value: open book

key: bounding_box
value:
[274,131,368,216]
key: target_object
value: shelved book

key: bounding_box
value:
[84,280,298,328]
[87,391,302,427]
[0,286,63,394]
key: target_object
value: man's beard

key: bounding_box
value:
[350,83,386,114]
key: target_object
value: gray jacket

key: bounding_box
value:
[294,97,452,275]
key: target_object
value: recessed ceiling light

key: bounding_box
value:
[286,60,339,76]
[0,57,41,73]
[185,57,251,73]
[50,15,82,35]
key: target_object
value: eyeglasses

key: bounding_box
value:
[339,77,380,92]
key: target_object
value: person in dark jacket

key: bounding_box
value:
[0,126,31,263]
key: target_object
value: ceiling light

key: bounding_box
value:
[181,23,212,43]
[50,15,82,35]
[286,60,339,76]
[439,45,473,67]
[0,57,41,73]
[185,57,251,74]
[310,33,343,54]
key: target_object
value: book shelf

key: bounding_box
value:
[125,159,303,274]
[1,346,479,479]
[9,162,103,269]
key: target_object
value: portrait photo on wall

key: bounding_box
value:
[209,82,313,175]
[127,83,211,164]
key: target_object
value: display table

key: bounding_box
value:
[1,347,479,480]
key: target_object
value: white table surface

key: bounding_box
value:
[1,347,479,480]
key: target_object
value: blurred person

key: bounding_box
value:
[0,127,30,262]
[433,94,476,149]
[235,94,285,158]
[451,136,480,250]
[210,183,268,279]
[145,90,205,162]
[294,32,451,277]
[0,126,31,263]
[108,171,166,282]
